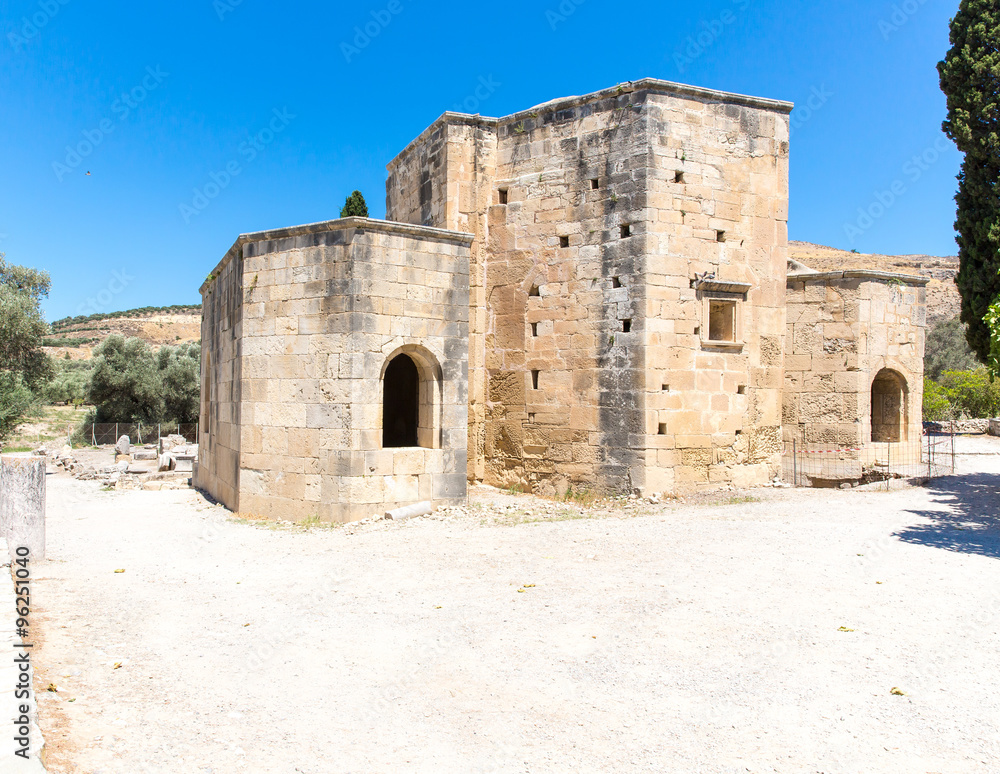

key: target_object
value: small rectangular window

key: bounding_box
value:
[620,224,632,238]
[622,319,632,333]
[531,370,540,390]
[528,413,536,423]
[499,189,508,204]
[529,285,540,297]
[530,322,538,337]
[590,179,600,190]
[611,276,622,288]
[709,300,737,343]
[559,235,570,248]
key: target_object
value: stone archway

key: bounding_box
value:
[383,354,420,448]
[871,369,908,443]
[380,345,443,450]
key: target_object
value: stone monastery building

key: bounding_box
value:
[195,78,927,523]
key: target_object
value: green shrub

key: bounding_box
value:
[87,335,165,423]
[42,337,97,348]
[49,304,201,332]
[938,367,1000,418]
[925,316,978,380]
[340,190,369,218]
[0,254,51,440]
[922,377,953,421]
[45,365,91,406]
[84,336,200,423]
[0,373,37,441]
[158,342,201,423]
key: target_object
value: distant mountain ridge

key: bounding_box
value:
[44,305,202,360]
[788,241,960,324]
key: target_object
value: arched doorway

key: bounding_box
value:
[871,369,907,443]
[383,354,420,448]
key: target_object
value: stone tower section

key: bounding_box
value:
[195,218,471,522]
[387,118,498,483]
[387,78,792,496]
[643,87,791,491]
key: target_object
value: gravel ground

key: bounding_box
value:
[30,437,1000,773]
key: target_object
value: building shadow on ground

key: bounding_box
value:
[897,473,1000,559]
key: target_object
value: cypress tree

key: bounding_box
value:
[340,190,369,218]
[938,0,1000,361]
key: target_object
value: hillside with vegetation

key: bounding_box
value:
[44,304,201,360]
[789,241,960,324]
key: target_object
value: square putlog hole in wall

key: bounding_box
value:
[708,300,737,343]
[590,178,600,190]
[559,235,570,248]
[675,170,685,184]
[737,385,746,395]
[529,285,541,297]
[498,189,508,205]
[716,230,727,243]
[620,224,632,238]
[611,276,622,288]
[622,319,632,333]
[658,423,668,435]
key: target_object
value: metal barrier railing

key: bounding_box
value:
[783,429,955,489]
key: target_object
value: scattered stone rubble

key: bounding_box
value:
[36,435,198,491]
[158,434,198,473]
[926,419,990,435]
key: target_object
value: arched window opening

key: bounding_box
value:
[871,370,907,443]
[383,355,420,448]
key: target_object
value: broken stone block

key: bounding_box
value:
[159,434,187,455]
[115,435,131,455]
[0,454,46,560]
[384,501,433,521]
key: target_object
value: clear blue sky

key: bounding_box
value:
[0,0,962,322]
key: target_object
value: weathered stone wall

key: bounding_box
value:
[388,119,499,484]
[643,91,790,491]
[387,79,792,496]
[783,272,927,448]
[198,219,471,523]
[484,92,654,497]
[194,246,243,509]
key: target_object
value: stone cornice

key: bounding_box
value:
[787,270,930,287]
[388,78,794,170]
[201,217,474,294]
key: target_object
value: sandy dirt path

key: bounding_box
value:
[30,438,1000,773]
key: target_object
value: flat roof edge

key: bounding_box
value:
[387,78,793,170]
[200,217,474,294]
[787,270,931,286]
